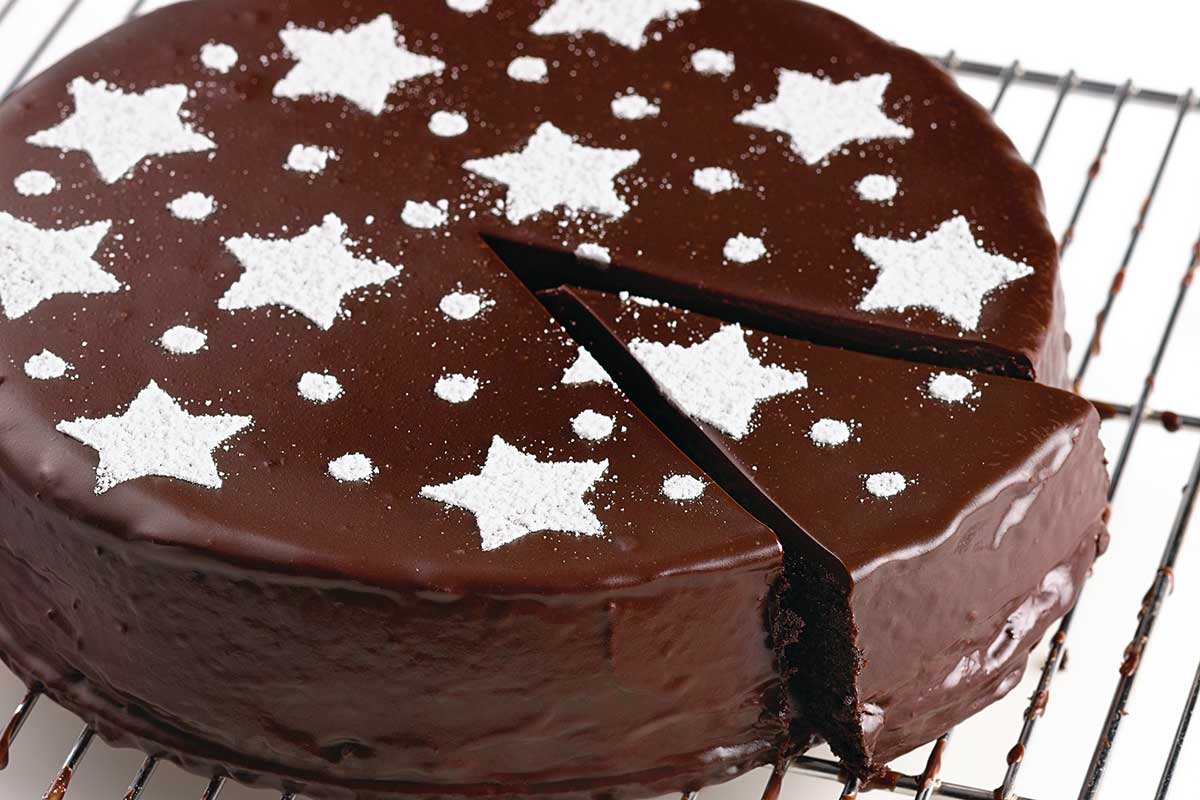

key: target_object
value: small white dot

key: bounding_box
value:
[611,93,660,120]
[428,110,469,137]
[328,453,376,483]
[572,409,615,441]
[927,372,976,404]
[24,349,69,380]
[167,192,216,221]
[662,474,705,501]
[13,170,57,196]
[159,325,207,354]
[724,234,766,264]
[691,48,735,76]
[809,418,851,447]
[298,371,343,403]
[508,56,548,83]
[286,144,335,174]
[199,42,238,73]
[435,373,479,403]
[856,174,899,202]
[865,472,908,499]
[692,167,740,194]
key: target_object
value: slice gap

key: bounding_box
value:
[482,235,1040,381]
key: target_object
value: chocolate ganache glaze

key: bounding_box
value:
[543,287,1109,774]
[0,0,1103,797]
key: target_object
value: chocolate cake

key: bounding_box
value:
[543,287,1109,772]
[0,0,1105,798]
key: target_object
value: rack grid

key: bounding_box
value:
[0,3,1198,800]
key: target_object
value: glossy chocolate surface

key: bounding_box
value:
[548,287,1108,770]
[0,0,1089,795]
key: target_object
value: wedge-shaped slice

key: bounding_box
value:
[544,286,1109,776]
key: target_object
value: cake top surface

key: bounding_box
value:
[559,288,1099,580]
[0,0,1058,592]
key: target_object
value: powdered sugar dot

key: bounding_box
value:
[856,174,899,202]
[508,56,548,83]
[200,42,238,73]
[401,199,450,228]
[810,418,851,447]
[429,110,469,137]
[572,409,615,441]
[160,325,207,354]
[168,192,216,220]
[562,346,614,386]
[14,170,56,196]
[435,373,479,403]
[328,453,376,483]
[439,291,487,320]
[611,93,660,120]
[927,372,977,404]
[447,0,489,13]
[662,474,705,501]
[24,349,69,380]
[724,234,766,264]
[575,242,612,264]
[865,471,908,499]
[286,144,336,174]
[692,167,739,194]
[298,371,343,403]
[691,48,735,76]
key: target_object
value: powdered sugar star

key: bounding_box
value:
[735,71,912,165]
[530,0,700,50]
[0,212,119,319]
[57,380,251,494]
[856,215,1034,331]
[274,14,445,116]
[221,213,400,330]
[421,435,608,551]
[464,122,640,223]
[27,78,215,183]
[629,325,807,439]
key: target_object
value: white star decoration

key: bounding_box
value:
[856,215,1034,331]
[629,325,807,439]
[57,381,252,494]
[220,214,400,330]
[0,212,119,319]
[421,436,608,551]
[530,0,700,50]
[274,14,445,116]
[464,122,640,223]
[27,78,215,184]
[735,71,912,165]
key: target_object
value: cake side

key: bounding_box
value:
[0,453,787,799]
[543,286,1109,775]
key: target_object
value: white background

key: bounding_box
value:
[2,2,1200,799]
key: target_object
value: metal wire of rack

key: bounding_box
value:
[0,4,1197,800]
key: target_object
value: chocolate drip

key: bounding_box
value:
[42,765,72,800]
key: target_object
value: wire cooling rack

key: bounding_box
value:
[1,2,1199,800]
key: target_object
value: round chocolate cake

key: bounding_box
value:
[0,1,1107,798]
